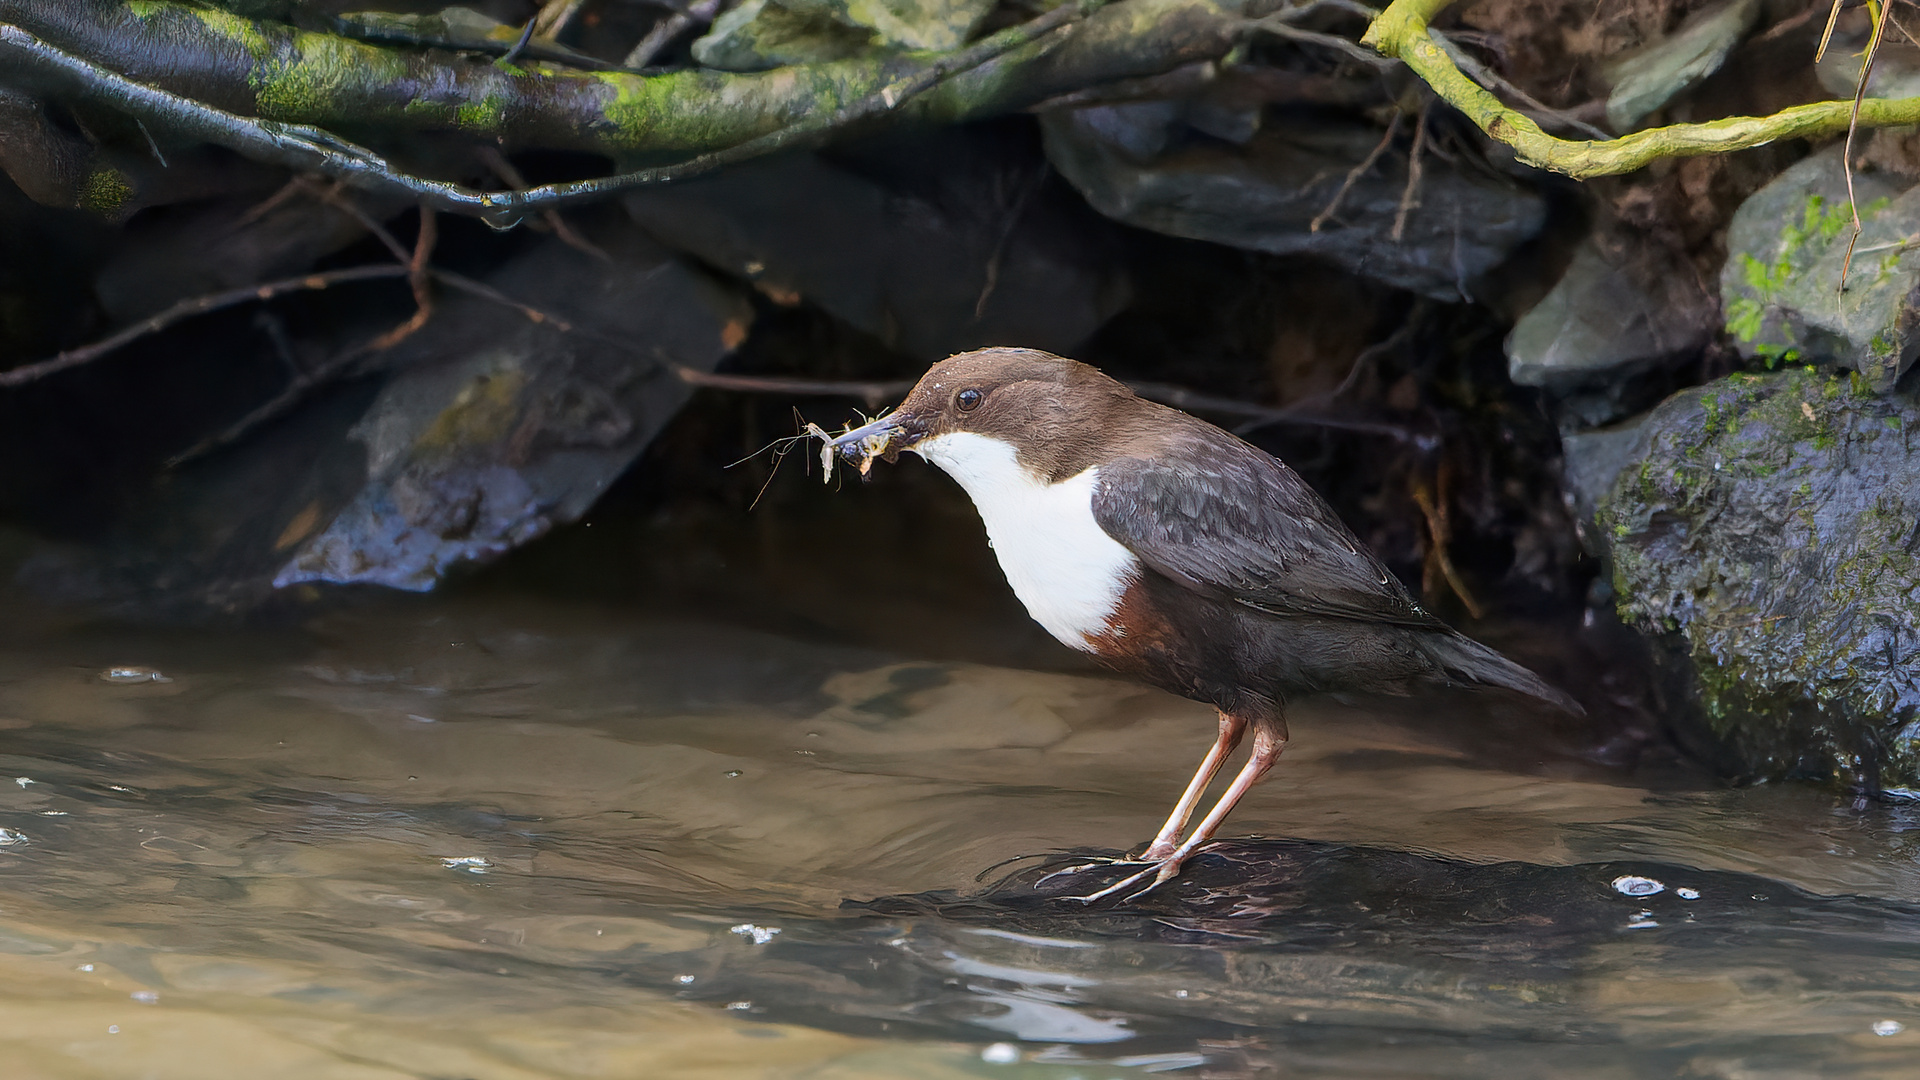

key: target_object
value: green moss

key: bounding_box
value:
[76,166,134,217]
[456,96,507,131]
[125,1,169,17]
[249,24,410,121]
[187,6,274,60]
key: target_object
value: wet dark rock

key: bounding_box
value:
[94,186,410,322]
[1039,103,1546,301]
[1507,234,1714,426]
[20,221,750,614]
[624,133,1128,360]
[1559,410,1654,524]
[1603,0,1763,131]
[1720,144,1920,392]
[632,839,1920,1069]
[1592,367,1920,791]
[276,229,750,592]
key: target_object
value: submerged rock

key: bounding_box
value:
[629,839,1920,1069]
[1719,144,1920,392]
[1593,367,1920,791]
[1040,103,1545,301]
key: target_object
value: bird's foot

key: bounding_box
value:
[1063,854,1186,904]
[1032,854,1152,889]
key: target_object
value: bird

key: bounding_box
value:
[824,347,1581,900]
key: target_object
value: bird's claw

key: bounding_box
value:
[1062,857,1182,904]
[1033,855,1151,889]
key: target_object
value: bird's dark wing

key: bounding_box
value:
[1091,444,1446,631]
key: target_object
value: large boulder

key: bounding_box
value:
[1591,367,1920,792]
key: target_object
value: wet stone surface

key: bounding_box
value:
[1593,367,1920,791]
[1041,103,1546,302]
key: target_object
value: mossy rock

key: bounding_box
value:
[1719,145,1920,391]
[1595,368,1920,792]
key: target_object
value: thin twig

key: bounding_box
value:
[624,0,725,68]
[975,161,1049,319]
[1125,380,1436,447]
[475,146,612,262]
[676,369,912,405]
[333,16,633,72]
[1411,478,1483,618]
[368,205,437,350]
[1840,0,1896,294]
[500,16,539,65]
[0,3,1099,225]
[1244,16,1396,68]
[297,177,411,261]
[0,265,408,387]
[428,269,573,328]
[1391,101,1429,242]
[1311,112,1401,232]
[1428,31,1609,139]
[533,0,593,41]
[1816,0,1845,62]
[167,339,383,467]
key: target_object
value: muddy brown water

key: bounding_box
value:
[1,595,1918,1078]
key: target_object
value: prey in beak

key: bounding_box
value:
[815,411,923,482]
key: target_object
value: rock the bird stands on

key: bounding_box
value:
[819,348,1581,901]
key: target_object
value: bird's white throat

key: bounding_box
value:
[912,431,1139,650]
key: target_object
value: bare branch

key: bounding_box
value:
[0,265,409,388]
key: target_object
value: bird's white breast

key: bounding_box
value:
[912,432,1138,651]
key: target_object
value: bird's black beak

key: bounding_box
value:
[825,410,925,477]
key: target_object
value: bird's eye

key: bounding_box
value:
[956,388,983,411]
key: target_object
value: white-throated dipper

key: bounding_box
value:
[826,348,1581,899]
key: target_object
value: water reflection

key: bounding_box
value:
[0,597,1917,1077]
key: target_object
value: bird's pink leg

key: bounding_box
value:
[1141,711,1247,861]
[1072,719,1287,904]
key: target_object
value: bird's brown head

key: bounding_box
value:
[827,348,1140,482]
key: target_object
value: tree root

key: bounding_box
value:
[1362,0,1920,179]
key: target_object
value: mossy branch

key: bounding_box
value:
[1361,0,1920,178]
[0,0,1254,159]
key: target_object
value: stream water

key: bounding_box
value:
[0,593,1917,1078]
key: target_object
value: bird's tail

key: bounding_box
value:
[1420,630,1585,716]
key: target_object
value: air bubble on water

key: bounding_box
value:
[406,714,438,724]
[1875,1020,1905,1037]
[675,974,696,984]
[131,991,158,1004]
[1611,875,1665,897]
[730,923,780,945]
[0,828,27,846]
[99,667,171,684]
[1174,989,1189,999]
[1676,887,1701,900]
[440,856,490,874]
[1626,910,1659,929]
[725,1000,751,1011]
[981,1043,1020,1064]
[13,777,30,787]
[723,770,743,778]
[77,964,93,972]
[107,1026,118,1034]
